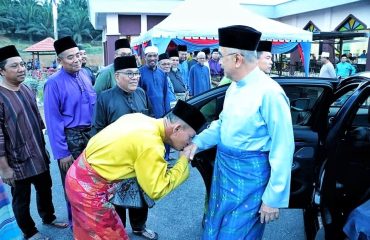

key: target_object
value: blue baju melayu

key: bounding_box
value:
[193,67,295,240]
[139,65,170,118]
[188,63,211,97]
[178,60,189,89]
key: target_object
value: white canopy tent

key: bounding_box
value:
[131,0,312,47]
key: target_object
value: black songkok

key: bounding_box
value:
[211,48,219,54]
[218,25,261,51]
[114,56,137,72]
[257,41,272,52]
[115,38,130,50]
[0,45,20,62]
[54,36,77,55]
[172,100,206,133]
[158,53,169,61]
[168,49,179,58]
[202,48,210,55]
[177,45,187,52]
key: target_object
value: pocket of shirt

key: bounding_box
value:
[11,144,31,164]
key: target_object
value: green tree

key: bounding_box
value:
[0,0,15,33]
[57,0,95,43]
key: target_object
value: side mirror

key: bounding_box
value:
[291,98,310,112]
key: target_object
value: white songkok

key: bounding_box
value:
[144,46,159,55]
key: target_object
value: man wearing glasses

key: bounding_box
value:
[188,51,211,97]
[94,38,132,94]
[185,25,294,239]
[158,52,177,108]
[92,56,157,239]
[139,46,170,118]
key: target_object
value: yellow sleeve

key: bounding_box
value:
[135,148,189,200]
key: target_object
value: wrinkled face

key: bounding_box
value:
[219,47,239,81]
[159,59,171,72]
[178,51,187,61]
[145,52,158,68]
[170,56,179,68]
[115,68,140,93]
[258,51,273,74]
[0,56,26,85]
[115,48,132,58]
[341,56,347,63]
[79,49,87,64]
[197,52,206,66]
[58,47,81,73]
[169,124,196,151]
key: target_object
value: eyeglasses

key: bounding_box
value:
[160,63,171,66]
[219,52,243,59]
[116,71,141,79]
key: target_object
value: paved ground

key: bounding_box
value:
[4,160,305,240]
[4,130,306,239]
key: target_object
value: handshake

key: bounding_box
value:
[180,143,198,162]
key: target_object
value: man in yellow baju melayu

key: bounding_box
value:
[65,100,206,240]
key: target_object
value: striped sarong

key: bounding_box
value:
[203,143,270,240]
[0,180,22,240]
[65,152,128,240]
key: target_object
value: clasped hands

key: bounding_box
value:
[180,143,198,162]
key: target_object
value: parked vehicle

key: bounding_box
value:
[184,73,370,239]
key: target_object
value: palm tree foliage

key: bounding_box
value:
[0,0,101,43]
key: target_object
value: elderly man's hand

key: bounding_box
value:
[59,155,74,172]
[0,167,15,187]
[182,143,198,160]
[259,202,279,224]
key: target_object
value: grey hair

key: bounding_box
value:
[257,51,263,59]
[165,112,190,129]
[224,47,257,64]
[239,49,257,64]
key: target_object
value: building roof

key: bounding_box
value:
[24,37,55,52]
[313,31,369,41]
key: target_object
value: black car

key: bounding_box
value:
[185,73,370,240]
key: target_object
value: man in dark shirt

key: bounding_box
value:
[0,45,67,240]
[92,56,157,240]
[168,49,187,101]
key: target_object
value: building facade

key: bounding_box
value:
[88,0,370,70]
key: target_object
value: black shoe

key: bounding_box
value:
[132,228,158,240]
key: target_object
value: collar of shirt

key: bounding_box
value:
[235,66,260,88]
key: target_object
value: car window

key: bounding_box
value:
[198,85,326,126]
[282,86,324,125]
[199,95,225,122]
[329,83,360,119]
[351,95,370,127]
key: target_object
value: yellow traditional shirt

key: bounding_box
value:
[85,113,190,200]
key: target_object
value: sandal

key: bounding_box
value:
[28,232,50,240]
[43,219,69,228]
[133,228,158,240]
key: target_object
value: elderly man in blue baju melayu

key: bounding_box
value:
[184,25,295,240]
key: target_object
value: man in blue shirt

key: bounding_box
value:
[336,54,356,78]
[139,46,170,118]
[184,25,294,239]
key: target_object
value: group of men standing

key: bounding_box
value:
[319,52,357,79]
[0,24,295,240]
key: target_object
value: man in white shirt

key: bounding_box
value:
[319,52,336,78]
